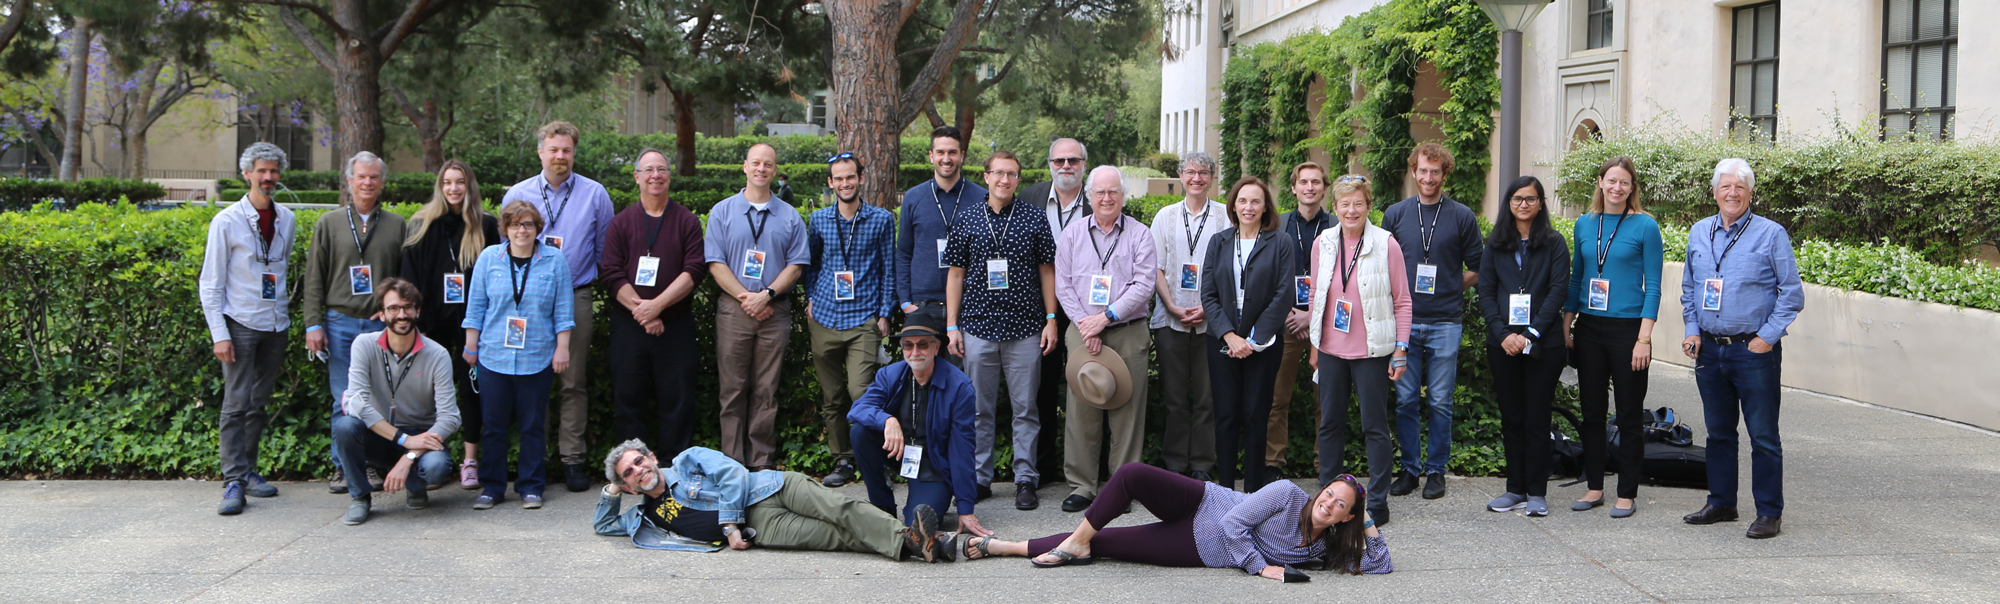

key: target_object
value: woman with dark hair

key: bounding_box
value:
[1200,177,1295,493]
[953,462,1391,578]
[1477,176,1570,517]
[462,200,574,510]
[402,159,501,489]
[1562,156,1663,518]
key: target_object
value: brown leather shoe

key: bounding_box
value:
[1682,504,1740,525]
[1746,516,1782,539]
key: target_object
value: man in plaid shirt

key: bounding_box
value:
[806,153,898,488]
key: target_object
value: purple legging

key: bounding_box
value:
[1027,463,1208,567]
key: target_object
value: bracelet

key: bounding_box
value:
[945,325,959,332]
[1390,358,1408,368]
[1637,338,1652,345]
[1046,313,1057,320]
[1363,519,1375,529]
[396,433,408,446]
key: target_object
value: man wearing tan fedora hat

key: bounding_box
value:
[1051,166,1158,513]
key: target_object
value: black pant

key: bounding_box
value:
[1316,353,1392,512]
[609,310,699,460]
[1490,340,1565,497]
[1209,338,1281,493]
[1574,314,1648,499]
[1035,310,1071,480]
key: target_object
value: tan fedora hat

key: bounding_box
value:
[1066,345,1134,410]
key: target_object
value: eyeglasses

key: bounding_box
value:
[825,152,856,164]
[382,303,417,314]
[1049,157,1084,166]
[1088,189,1123,199]
[1180,169,1215,177]
[1509,195,1543,206]
[987,171,1021,180]
[1335,175,1369,184]
[635,166,671,175]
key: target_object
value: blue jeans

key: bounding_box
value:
[1393,322,1461,476]
[330,415,453,501]
[478,366,553,499]
[850,424,956,526]
[323,311,384,471]
[1696,340,1784,518]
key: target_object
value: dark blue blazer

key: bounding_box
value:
[848,359,980,515]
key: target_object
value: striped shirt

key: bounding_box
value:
[1192,481,1395,575]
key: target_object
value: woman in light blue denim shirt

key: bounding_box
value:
[462,201,575,510]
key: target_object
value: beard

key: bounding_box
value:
[906,355,933,372]
[389,318,416,335]
[1053,172,1081,191]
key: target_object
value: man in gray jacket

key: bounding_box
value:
[334,277,460,525]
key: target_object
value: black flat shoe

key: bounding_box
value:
[976,484,994,501]
[1061,494,1093,513]
[1746,516,1782,539]
[1016,483,1040,510]
[1422,473,1447,499]
[1368,506,1389,528]
[1682,504,1740,525]
[1390,470,1417,496]
[1190,470,1214,484]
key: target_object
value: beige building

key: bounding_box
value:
[1162,0,1984,218]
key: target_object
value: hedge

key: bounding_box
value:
[0,177,167,211]
[456,133,947,189]
[1555,127,2000,265]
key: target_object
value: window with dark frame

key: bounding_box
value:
[1729,2,1780,143]
[235,105,315,172]
[1586,0,1614,50]
[1881,0,1956,140]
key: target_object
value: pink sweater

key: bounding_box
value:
[1312,230,1413,359]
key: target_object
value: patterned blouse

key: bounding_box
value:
[1191,481,1394,575]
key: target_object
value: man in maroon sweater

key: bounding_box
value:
[599,148,707,459]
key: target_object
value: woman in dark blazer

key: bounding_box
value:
[1201,177,1297,493]
[1477,175,1570,518]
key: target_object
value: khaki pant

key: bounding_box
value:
[552,287,594,465]
[745,472,906,559]
[716,297,793,467]
[808,317,882,464]
[1064,320,1151,499]
[1268,328,1315,467]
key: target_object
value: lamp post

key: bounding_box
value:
[1475,0,1550,190]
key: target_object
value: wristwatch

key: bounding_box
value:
[403,451,420,461]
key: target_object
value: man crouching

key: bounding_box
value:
[595,439,950,562]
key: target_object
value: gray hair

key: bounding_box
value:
[1086,165,1127,200]
[1048,138,1088,163]
[344,151,387,180]
[635,146,674,172]
[1711,158,1755,191]
[238,142,288,173]
[1179,151,1218,175]
[603,438,654,484]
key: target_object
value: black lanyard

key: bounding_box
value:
[1182,203,1211,257]
[1051,190,1082,231]
[245,209,279,265]
[377,347,414,422]
[1594,209,1630,276]
[540,178,573,233]
[930,181,959,231]
[903,371,926,436]
[1087,219,1124,271]
[1417,201,1443,263]
[744,204,771,248]
[643,208,669,256]
[834,208,860,270]
[1288,212,1327,275]
[1710,214,1752,275]
[510,252,535,309]
[344,205,377,256]
[1336,231,1363,294]
[982,202,1014,258]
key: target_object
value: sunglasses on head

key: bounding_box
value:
[1335,175,1369,184]
[1332,473,1365,500]
[825,152,857,164]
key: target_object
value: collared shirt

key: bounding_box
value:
[501,172,615,287]
[1380,195,1485,324]
[1279,207,1333,309]
[1055,215,1158,325]
[462,243,576,376]
[896,177,989,306]
[1042,184,1088,242]
[599,199,706,322]
[341,332,459,438]
[806,203,898,330]
[198,195,297,342]
[944,197,1058,341]
[703,191,811,294]
[1680,212,1804,344]
[848,360,981,515]
[1150,198,1230,331]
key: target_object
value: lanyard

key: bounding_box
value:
[1087,219,1124,271]
[904,371,926,432]
[1182,203,1210,257]
[510,252,535,308]
[982,202,1014,258]
[834,209,860,270]
[344,205,377,256]
[1051,191,1082,231]
[1288,212,1327,275]
[931,182,959,231]
[1594,209,1630,276]
[1417,201,1441,262]
[245,209,278,265]
[744,204,771,248]
[377,348,414,422]
[1336,231,1362,294]
[540,178,573,232]
[643,208,669,256]
[1710,214,1752,275]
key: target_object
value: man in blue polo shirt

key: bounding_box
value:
[896,126,987,371]
[706,143,811,470]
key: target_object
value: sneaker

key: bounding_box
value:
[472,495,499,510]
[243,471,278,498]
[1390,470,1418,496]
[909,504,942,562]
[327,466,348,494]
[217,480,246,516]
[342,499,371,525]
[822,460,857,488]
[564,463,590,492]
[1422,473,1447,500]
[1488,492,1527,512]
[522,494,543,509]
[1525,496,1549,517]
[407,485,429,510]
[458,460,480,490]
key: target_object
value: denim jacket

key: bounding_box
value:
[591,447,784,551]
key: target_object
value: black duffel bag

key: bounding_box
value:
[1641,441,1708,489]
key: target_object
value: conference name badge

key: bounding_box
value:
[899,445,924,479]
[1587,278,1610,311]
[260,273,280,301]
[1332,298,1353,333]
[1179,263,1199,291]
[741,249,767,281]
[504,316,529,349]
[348,265,373,296]
[1415,263,1438,295]
[1089,275,1113,306]
[635,255,661,287]
[1702,278,1724,311]
[986,259,1010,290]
[545,235,564,250]
[443,273,466,304]
[833,271,856,301]
[1294,275,1312,306]
[936,238,949,269]
[1509,293,1532,326]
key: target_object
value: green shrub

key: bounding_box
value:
[220,189,343,205]
[0,177,167,210]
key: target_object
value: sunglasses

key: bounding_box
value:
[1332,473,1365,500]
[1049,157,1085,166]
[1335,175,1369,184]
[825,152,857,164]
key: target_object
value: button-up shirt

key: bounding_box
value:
[1279,207,1333,309]
[1043,185,1088,242]
[1680,212,1804,344]
[703,191,811,294]
[806,203,898,330]
[198,196,297,342]
[1056,215,1157,325]
[501,172,615,287]
[462,243,577,376]
[896,177,989,307]
[1150,198,1230,331]
[945,197,1058,341]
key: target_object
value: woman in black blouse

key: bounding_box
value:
[400,159,501,489]
[1476,176,1569,518]
[1200,177,1295,493]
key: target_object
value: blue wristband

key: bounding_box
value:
[1046,313,1057,320]
[306,325,323,333]
[945,325,959,332]
[396,433,408,446]
[1363,518,1375,529]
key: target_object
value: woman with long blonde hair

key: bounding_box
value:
[400,159,501,489]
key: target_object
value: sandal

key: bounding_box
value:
[953,534,994,561]
[1030,547,1093,568]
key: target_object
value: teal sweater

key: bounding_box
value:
[1565,212,1664,319]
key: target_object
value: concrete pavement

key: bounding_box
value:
[4,362,1998,603]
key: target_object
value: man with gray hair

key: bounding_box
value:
[303,150,406,495]
[596,440,949,562]
[1051,166,1157,512]
[201,142,298,515]
[1679,158,1803,540]
[1150,152,1224,484]
[1020,138,1089,480]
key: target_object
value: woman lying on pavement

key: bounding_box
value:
[953,462,1391,578]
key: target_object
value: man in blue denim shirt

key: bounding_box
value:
[806,153,897,488]
[596,441,947,562]
[1678,158,1803,540]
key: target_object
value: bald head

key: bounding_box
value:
[743,143,778,194]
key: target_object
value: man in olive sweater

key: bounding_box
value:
[303,151,407,494]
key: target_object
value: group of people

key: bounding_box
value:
[195,119,1803,576]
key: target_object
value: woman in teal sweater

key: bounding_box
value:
[1561,156,1664,518]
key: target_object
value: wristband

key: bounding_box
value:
[1046,313,1057,320]
[396,433,408,446]
[945,325,959,332]
[1363,519,1375,529]
[306,325,323,333]
[1390,358,1408,368]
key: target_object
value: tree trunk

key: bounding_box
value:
[125,61,165,179]
[390,88,446,172]
[58,18,90,181]
[826,1,906,208]
[332,41,386,166]
[669,87,699,177]
[952,69,978,143]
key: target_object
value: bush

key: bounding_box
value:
[1555,126,2000,264]
[1150,152,1181,176]
[459,133,942,188]
[220,189,343,205]
[0,177,167,210]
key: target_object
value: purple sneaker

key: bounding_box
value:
[458,460,480,490]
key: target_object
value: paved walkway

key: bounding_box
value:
[5,363,1998,603]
